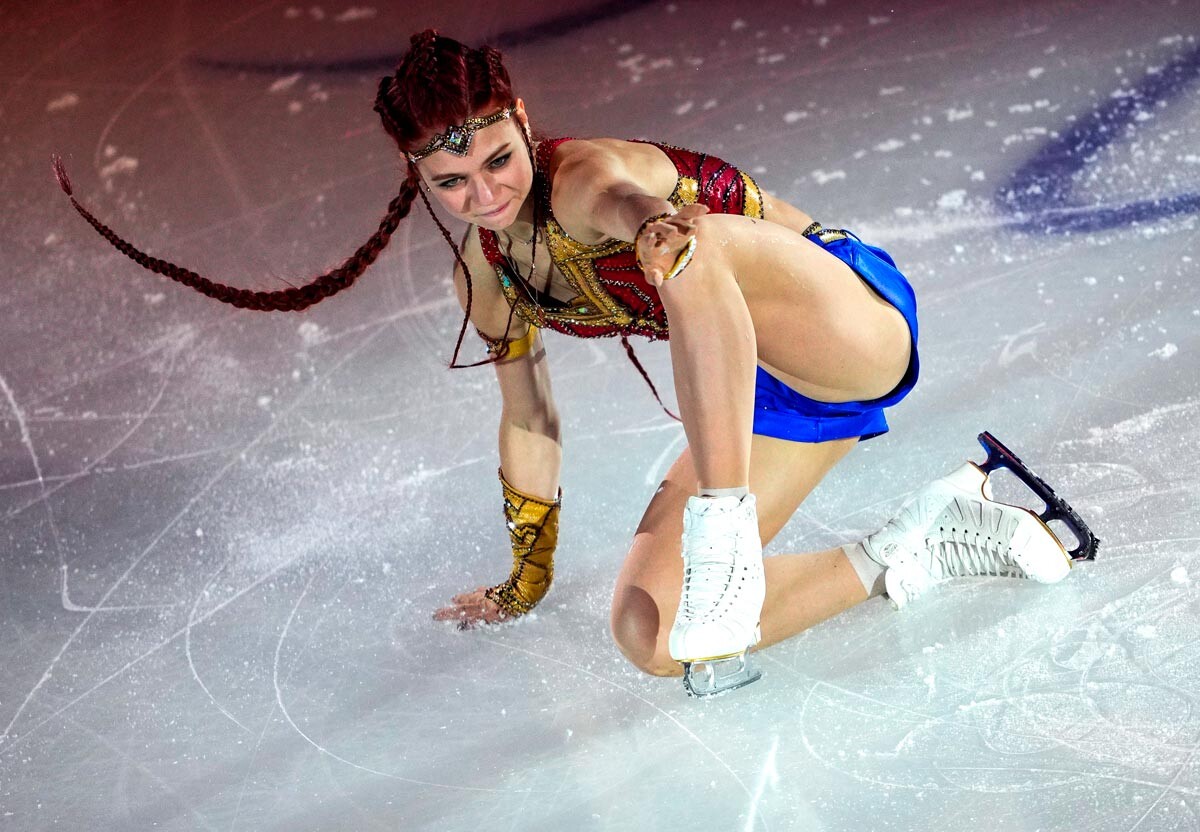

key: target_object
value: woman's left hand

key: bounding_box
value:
[432,586,510,629]
[637,203,708,287]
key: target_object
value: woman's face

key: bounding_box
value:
[415,101,534,231]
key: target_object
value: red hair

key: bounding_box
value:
[53,29,526,368]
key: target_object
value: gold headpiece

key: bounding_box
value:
[406,105,516,162]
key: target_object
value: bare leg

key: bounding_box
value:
[611,435,872,677]
[651,214,911,494]
[657,233,756,490]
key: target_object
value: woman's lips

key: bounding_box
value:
[478,200,511,219]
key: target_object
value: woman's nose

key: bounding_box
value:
[470,176,496,206]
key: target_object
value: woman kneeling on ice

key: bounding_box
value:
[53,31,1097,697]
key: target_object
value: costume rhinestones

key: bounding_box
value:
[406,105,516,162]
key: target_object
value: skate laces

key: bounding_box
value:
[680,551,736,619]
[679,509,742,621]
[928,529,1023,579]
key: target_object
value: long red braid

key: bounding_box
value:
[51,29,522,357]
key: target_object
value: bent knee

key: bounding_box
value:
[611,629,682,678]
[610,585,682,678]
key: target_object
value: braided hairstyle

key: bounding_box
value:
[373,29,533,369]
[52,29,528,363]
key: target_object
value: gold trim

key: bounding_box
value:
[740,171,764,219]
[496,165,760,335]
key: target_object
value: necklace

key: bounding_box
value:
[502,219,537,247]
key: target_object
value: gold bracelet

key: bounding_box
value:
[633,211,676,270]
[661,236,697,282]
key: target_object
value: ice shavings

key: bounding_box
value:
[1171,567,1190,584]
[936,190,968,210]
[784,110,808,123]
[616,53,675,84]
[1148,343,1178,360]
[298,321,328,347]
[99,156,138,179]
[945,107,973,122]
[875,138,905,152]
[811,169,845,185]
[46,93,80,113]
[269,73,303,94]
[334,7,376,22]
[1083,401,1198,445]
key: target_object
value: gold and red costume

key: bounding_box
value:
[477,138,764,341]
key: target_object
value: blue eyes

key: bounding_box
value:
[437,154,511,189]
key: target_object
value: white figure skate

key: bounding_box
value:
[865,432,1099,608]
[669,494,766,697]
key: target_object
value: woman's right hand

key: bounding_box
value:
[636,203,708,286]
[432,587,510,629]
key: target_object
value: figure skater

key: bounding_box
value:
[52,31,1096,696]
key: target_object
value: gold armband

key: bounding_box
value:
[484,468,561,617]
[477,325,538,361]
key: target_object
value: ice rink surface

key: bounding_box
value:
[2,0,1199,829]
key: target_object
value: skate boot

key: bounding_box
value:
[669,494,766,697]
[866,432,1099,609]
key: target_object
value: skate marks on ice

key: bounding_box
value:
[476,636,763,813]
[268,553,522,794]
[790,542,1200,828]
[784,408,1200,828]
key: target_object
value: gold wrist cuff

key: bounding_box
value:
[633,211,676,270]
[484,469,561,617]
[660,236,697,281]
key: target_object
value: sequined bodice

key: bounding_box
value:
[477,138,764,341]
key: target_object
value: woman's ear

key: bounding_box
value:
[514,98,531,136]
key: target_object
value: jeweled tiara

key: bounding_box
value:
[406,105,517,162]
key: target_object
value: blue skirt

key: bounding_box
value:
[752,229,919,443]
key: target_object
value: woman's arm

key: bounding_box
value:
[448,231,562,496]
[432,236,563,626]
[551,142,708,285]
[760,189,816,237]
[494,333,562,499]
[551,142,678,243]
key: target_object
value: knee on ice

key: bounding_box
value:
[609,593,682,678]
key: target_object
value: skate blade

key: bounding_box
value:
[976,431,1101,562]
[681,653,762,698]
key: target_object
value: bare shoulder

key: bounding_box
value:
[548,138,678,237]
[551,138,677,193]
[453,226,526,339]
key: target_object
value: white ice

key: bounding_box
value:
[2,1,1199,830]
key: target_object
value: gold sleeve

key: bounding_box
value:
[484,468,560,617]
